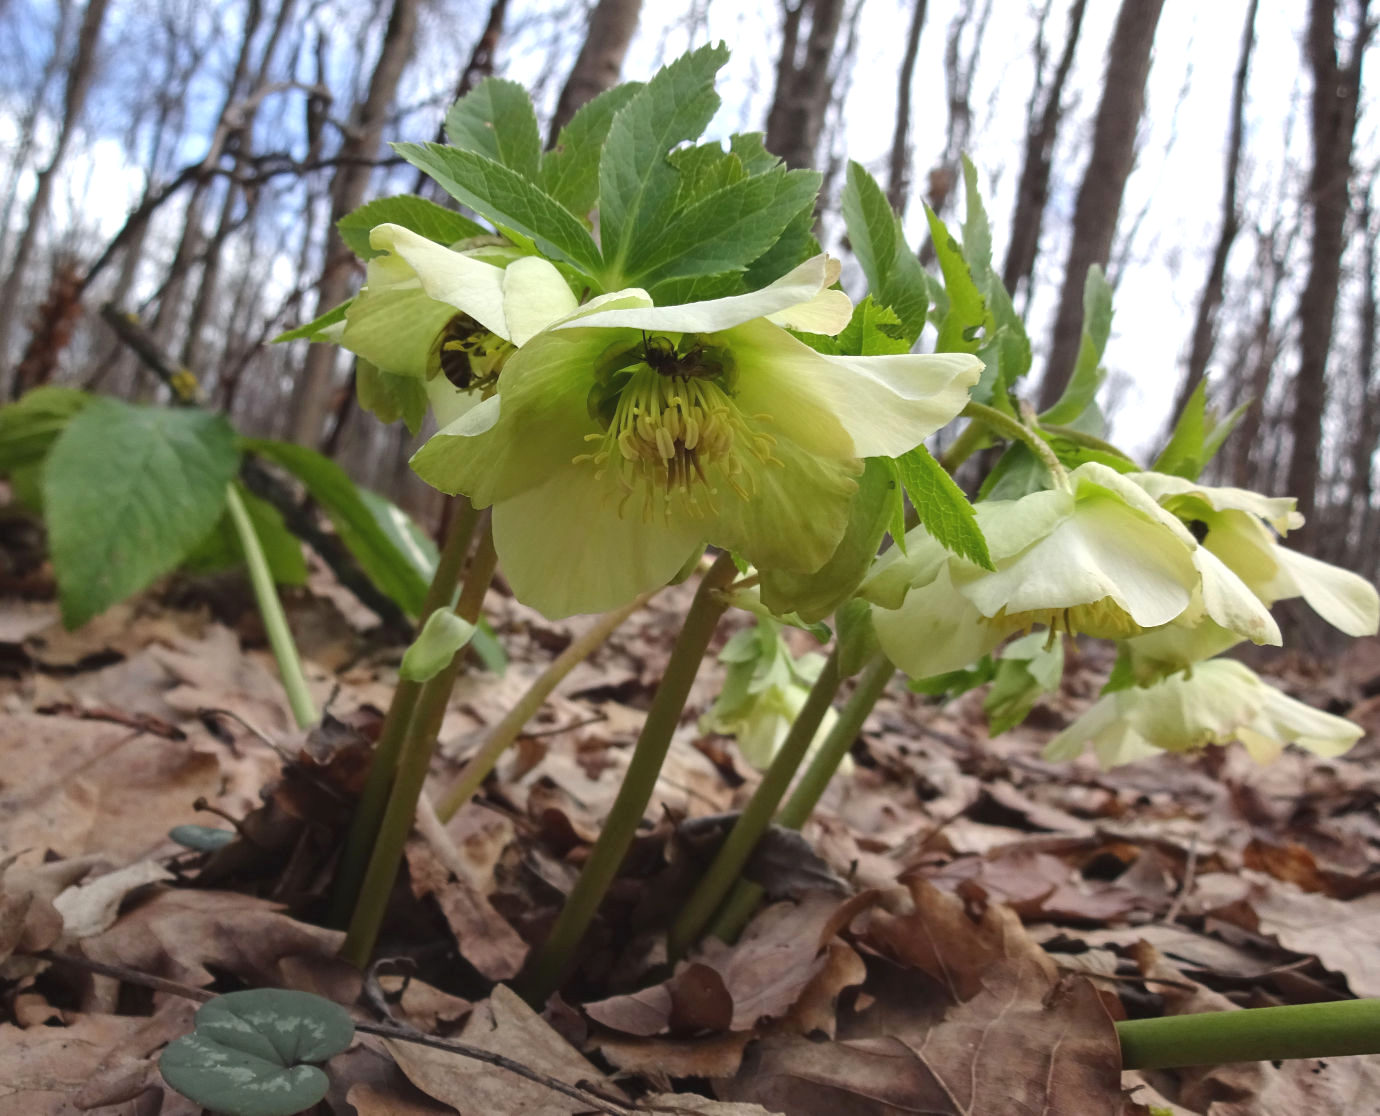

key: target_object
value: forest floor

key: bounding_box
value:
[3,548,1380,1115]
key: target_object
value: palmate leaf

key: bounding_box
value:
[539,81,642,216]
[895,444,993,570]
[841,162,929,344]
[336,195,486,260]
[1153,376,1250,480]
[923,202,992,358]
[1041,264,1112,427]
[444,77,542,181]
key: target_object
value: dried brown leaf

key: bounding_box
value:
[405,839,528,981]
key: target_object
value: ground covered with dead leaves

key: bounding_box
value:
[3,555,1380,1115]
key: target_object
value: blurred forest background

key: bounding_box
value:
[0,0,1375,581]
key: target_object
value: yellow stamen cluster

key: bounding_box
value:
[994,599,1144,642]
[574,367,779,522]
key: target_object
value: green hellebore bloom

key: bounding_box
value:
[411,255,982,618]
[863,462,1238,681]
[1044,658,1363,768]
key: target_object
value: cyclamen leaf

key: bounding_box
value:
[539,81,642,215]
[597,42,729,285]
[445,77,542,180]
[337,195,486,260]
[44,399,238,628]
[895,444,994,570]
[394,143,602,279]
[841,162,929,344]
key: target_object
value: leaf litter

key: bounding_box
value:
[1,563,1379,1114]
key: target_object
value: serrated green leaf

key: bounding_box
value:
[836,297,911,356]
[245,439,432,617]
[181,481,308,586]
[1041,264,1112,425]
[895,444,993,569]
[540,81,642,215]
[160,989,354,1116]
[631,166,821,286]
[274,301,349,343]
[984,631,1064,734]
[668,141,748,209]
[45,399,238,628]
[744,198,820,289]
[1153,377,1250,480]
[445,77,542,180]
[923,202,992,356]
[647,271,745,305]
[841,162,929,344]
[356,360,428,435]
[960,157,1030,404]
[0,385,91,472]
[400,609,476,682]
[978,442,1048,501]
[597,43,729,285]
[337,195,486,260]
[730,132,782,176]
[394,143,602,279]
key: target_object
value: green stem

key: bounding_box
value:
[960,400,1070,489]
[521,553,738,1002]
[340,520,498,967]
[668,645,843,959]
[709,654,894,943]
[1116,999,1380,1069]
[1037,423,1139,464]
[937,414,989,473]
[434,591,654,824]
[328,499,479,927]
[224,483,316,729]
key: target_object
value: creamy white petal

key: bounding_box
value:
[1130,472,1302,534]
[1269,545,1380,636]
[1193,545,1281,646]
[369,224,510,337]
[871,565,1004,680]
[502,255,580,345]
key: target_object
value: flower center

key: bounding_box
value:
[431,313,514,395]
[995,599,1145,641]
[574,355,779,523]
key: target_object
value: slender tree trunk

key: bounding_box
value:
[1285,0,1371,539]
[1038,0,1165,410]
[886,0,928,213]
[764,0,848,171]
[1345,186,1377,567]
[547,0,643,142]
[1001,0,1088,304]
[0,0,111,389]
[289,0,419,448]
[1170,0,1259,427]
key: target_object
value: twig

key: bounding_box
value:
[39,951,632,1115]
[1161,835,1198,925]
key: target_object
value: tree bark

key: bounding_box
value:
[885,0,928,214]
[764,0,848,171]
[547,0,643,143]
[1037,0,1165,410]
[1170,0,1258,427]
[1345,186,1377,570]
[288,0,419,449]
[0,0,111,391]
[1001,0,1088,304]
[1285,0,1372,540]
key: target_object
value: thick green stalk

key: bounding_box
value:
[709,654,894,943]
[1037,422,1139,464]
[959,400,1070,489]
[328,499,479,927]
[937,414,989,473]
[521,553,738,1002]
[667,646,843,958]
[1117,999,1380,1069]
[225,483,317,729]
[341,521,498,967]
[434,591,654,823]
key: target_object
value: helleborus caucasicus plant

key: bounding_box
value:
[412,253,981,618]
[1044,658,1365,768]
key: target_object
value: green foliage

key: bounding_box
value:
[840,163,929,344]
[182,482,308,586]
[835,598,882,677]
[540,82,643,215]
[1041,265,1112,428]
[355,360,429,435]
[895,445,993,570]
[44,399,239,628]
[0,386,91,472]
[337,195,486,260]
[272,300,348,343]
[444,77,543,180]
[399,610,476,682]
[1153,377,1250,480]
[160,989,354,1116]
[923,202,992,357]
[983,632,1064,734]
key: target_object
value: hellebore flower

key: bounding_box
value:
[1123,473,1379,681]
[862,462,1273,680]
[333,224,580,425]
[1044,658,1363,767]
[700,621,842,772]
[411,255,982,617]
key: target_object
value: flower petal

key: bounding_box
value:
[491,464,705,618]
[1130,472,1302,534]
[340,281,457,378]
[424,376,483,429]
[1268,545,1380,636]
[369,224,510,337]
[502,255,579,345]
[871,564,1004,680]
[1193,545,1281,646]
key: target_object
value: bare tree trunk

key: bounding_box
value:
[885,0,928,214]
[1001,0,1088,304]
[764,0,848,171]
[1285,0,1371,540]
[548,0,643,142]
[1345,185,1377,567]
[1170,0,1259,427]
[0,0,111,389]
[1037,0,1165,410]
[289,0,419,449]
